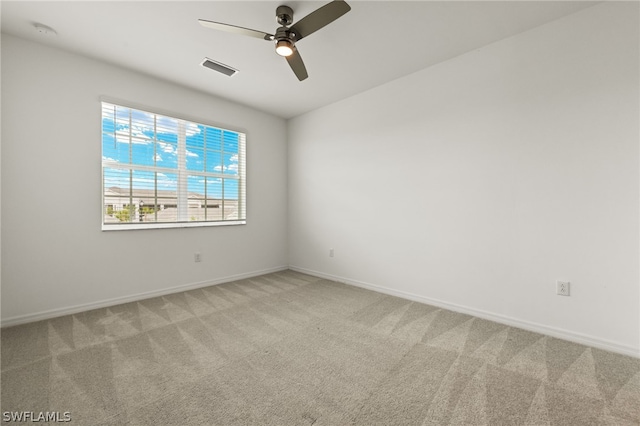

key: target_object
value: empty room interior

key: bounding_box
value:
[1,1,639,425]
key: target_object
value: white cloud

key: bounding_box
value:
[108,106,203,142]
[130,174,177,190]
[185,122,201,136]
[103,177,127,187]
[155,116,200,136]
[158,142,176,154]
[156,116,178,134]
[213,163,238,173]
[157,173,177,187]
[198,178,222,184]
[159,179,177,189]
[154,153,163,162]
[114,131,152,145]
[186,150,199,158]
[130,126,152,141]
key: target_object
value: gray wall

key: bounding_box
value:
[1,35,289,323]
[2,2,639,357]
[288,3,639,355]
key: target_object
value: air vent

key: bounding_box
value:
[201,58,238,77]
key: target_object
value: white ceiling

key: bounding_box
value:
[1,1,598,119]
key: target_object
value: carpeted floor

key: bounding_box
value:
[1,270,639,425]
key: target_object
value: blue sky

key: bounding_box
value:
[102,104,241,200]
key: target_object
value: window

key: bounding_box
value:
[101,102,246,230]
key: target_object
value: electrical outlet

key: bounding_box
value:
[329,248,334,258]
[556,281,570,296]
[194,252,201,263]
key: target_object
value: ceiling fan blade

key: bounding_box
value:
[286,48,308,81]
[290,0,351,41]
[198,19,274,41]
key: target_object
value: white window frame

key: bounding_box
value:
[101,100,246,231]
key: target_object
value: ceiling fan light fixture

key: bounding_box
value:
[275,39,294,57]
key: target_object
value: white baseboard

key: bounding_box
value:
[289,265,640,359]
[1,265,289,328]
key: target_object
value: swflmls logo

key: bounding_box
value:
[2,411,71,422]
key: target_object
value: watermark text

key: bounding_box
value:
[2,411,71,423]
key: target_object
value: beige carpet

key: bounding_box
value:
[2,270,639,425]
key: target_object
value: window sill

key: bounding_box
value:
[102,220,246,231]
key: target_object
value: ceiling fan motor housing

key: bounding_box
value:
[275,26,294,41]
[276,5,294,26]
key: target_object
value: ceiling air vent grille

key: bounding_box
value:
[201,58,238,77]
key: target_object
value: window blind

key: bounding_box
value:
[101,102,246,229]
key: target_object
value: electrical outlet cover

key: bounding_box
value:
[556,281,570,296]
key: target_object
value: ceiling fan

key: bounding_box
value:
[199,0,351,81]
